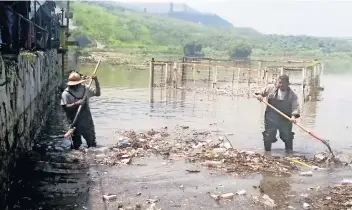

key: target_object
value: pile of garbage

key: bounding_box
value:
[190,149,298,176]
[90,127,212,166]
[310,179,352,210]
[88,127,336,176]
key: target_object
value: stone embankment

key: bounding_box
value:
[0,50,61,210]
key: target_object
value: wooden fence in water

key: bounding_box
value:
[148,57,324,104]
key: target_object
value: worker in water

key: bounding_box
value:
[61,72,101,149]
[255,75,300,153]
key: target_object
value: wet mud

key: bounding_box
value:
[8,105,90,210]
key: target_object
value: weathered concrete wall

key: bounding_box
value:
[0,50,62,209]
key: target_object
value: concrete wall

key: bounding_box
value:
[0,50,62,209]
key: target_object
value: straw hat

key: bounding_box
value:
[67,72,86,86]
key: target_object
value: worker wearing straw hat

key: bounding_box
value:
[61,72,101,149]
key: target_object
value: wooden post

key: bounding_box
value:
[159,64,164,99]
[164,63,168,102]
[264,67,268,86]
[320,62,324,89]
[176,62,180,88]
[172,62,177,88]
[247,68,251,97]
[215,66,218,83]
[181,57,186,86]
[280,67,284,75]
[312,64,318,101]
[257,61,262,87]
[160,64,164,86]
[193,63,196,86]
[208,60,211,81]
[212,66,215,88]
[232,67,235,86]
[212,66,218,88]
[149,58,155,102]
[301,67,306,104]
[236,68,241,96]
[165,63,168,85]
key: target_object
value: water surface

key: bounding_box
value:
[80,64,352,156]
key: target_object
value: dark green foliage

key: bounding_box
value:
[229,42,252,59]
[184,43,204,57]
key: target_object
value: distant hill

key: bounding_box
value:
[71,2,352,56]
[94,1,233,29]
[166,12,233,28]
[114,2,199,13]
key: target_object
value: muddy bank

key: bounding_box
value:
[8,105,90,210]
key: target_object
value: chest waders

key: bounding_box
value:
[262,87,294,152]
[64,89,96,149]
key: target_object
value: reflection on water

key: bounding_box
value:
[259,173,293,208]
[79,64,149,88]
[80,64,352,156]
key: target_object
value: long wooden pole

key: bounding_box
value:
[64,59,101,138]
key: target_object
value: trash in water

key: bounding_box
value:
[210,194,220,201]
[236,190,247,195]
[102,194,117,201]
[299,171,313,176]
[300,193,309,198]
[120,158,132,165]
[146,198,159,204]
[253,194,276,208]
[220,193,235,199]
[186,169,201,173]
[303,202,310,209]
[88,127,331,176]
[146,203,156,210]
[341,179,352,184]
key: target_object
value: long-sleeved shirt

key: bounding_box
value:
[259,85,300,117]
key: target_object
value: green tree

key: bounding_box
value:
[229,42,252,59]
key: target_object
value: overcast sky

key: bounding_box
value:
[113,0,352,37]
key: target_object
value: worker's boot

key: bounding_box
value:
[262,131,272,152]
[284,132,294,154]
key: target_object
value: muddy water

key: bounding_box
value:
[9,65,351,210]
[79,64,352,209]
[80,64,352,156]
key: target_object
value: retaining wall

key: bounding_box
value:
[0,50,62,210]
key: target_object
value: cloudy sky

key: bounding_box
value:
[114,0,352,37]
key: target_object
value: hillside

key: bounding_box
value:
[70,2,352,73]
[114,2,199,13]
[71,2,261,48]
[110,2,233,28]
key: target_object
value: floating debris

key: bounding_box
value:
[102,194,117,201]
[311,183,352,209]
[253,194,276,208]
[185,169,201,173]
[341,179,352,184]
[220,193,235,199]
[299,171,313,177]
[87,127,337,177]
[303,202,311,209]
[236,190,247,195]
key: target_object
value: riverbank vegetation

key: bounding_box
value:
[70,2,352,74]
